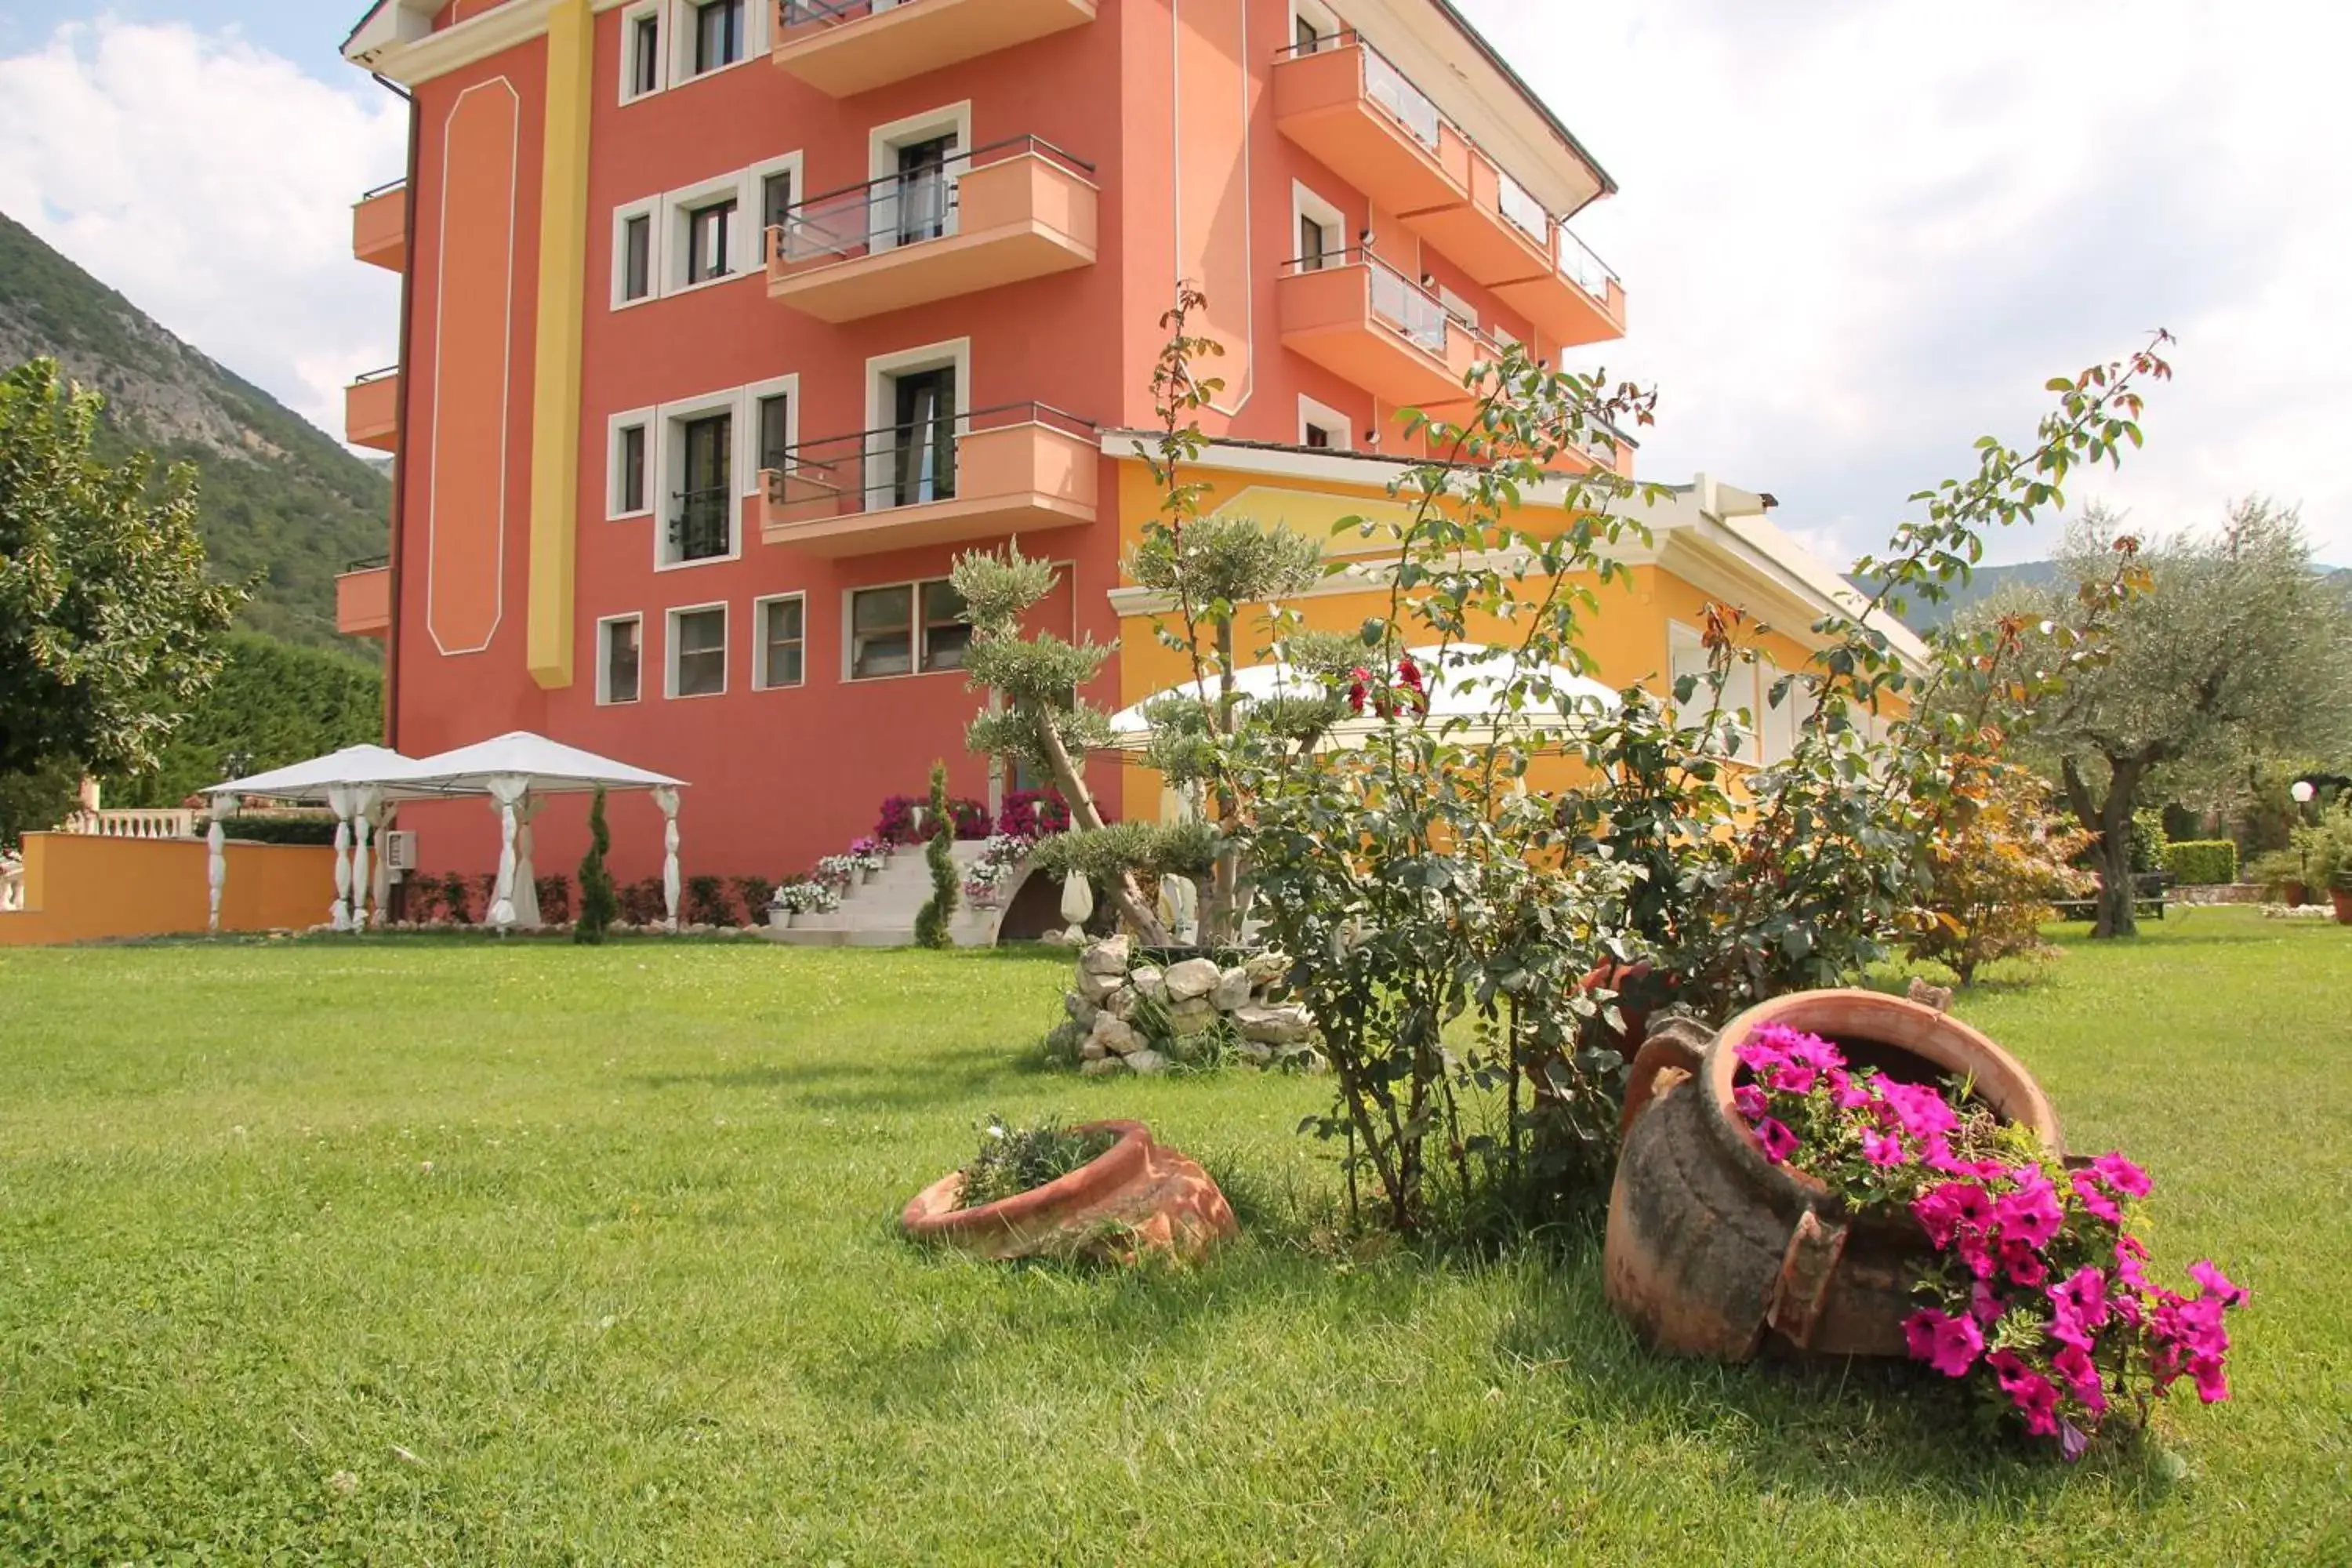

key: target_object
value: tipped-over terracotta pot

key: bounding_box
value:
[901,1120,1237,1263]
[1604,989,2063,1363]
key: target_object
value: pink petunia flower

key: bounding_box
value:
[2189,1260,2249,1306]
[1829,1068,1875,1111]
[1969,1279,2007,1326]
[2190,1356,2230,1404]
[2049,1266,2111,1331]
[1733,1084,1769,1121]
[1994,1178,2064,1250]
[1860,1129,1909,1167]
[2051,1342,2108,1416]
[2092,1151,2152,1197]
[1753,1117,1798,1164]
[1877,1080,1959,1141]
[2001,1239,2048,1288]
[2070,1169,2124,1225]
[1903,1307,1984,1378]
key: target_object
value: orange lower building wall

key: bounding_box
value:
[0,834,337,947]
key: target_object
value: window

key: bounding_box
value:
[1294,182,1346,271]
[1294,2,1341,53]
[849,586,913,679]
[892,134,956,246]
[669,605,728,698]
[1299,396,1353,452]
[1299,213,1333,271]
[756,393,791,476]
[670,411,732,562]
[685,197,735,285]
[691,0,743,75]
[921,579,970,672]
[869,106,971,254]
[756,595,805,690]
[885,365,957,507]
[1296,14,1322,50]
[617,423,648,514]
[845,577,971,680]
[760,169,793,263]
[1304,423,1332,449]
[599,615,642,705]
[621,215,652,299]
[628,11,662,96]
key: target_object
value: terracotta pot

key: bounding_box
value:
[1603,989,2063,1363]
[2332,888,2352,926]
[2281,880,2309,909]
[901,1120,1237,1263]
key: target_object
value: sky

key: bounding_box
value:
[0,0,2343,568]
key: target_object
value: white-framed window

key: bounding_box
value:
[845,576,969,681]
[619,1,665,103]
[597,613,644,705]
[866,338,970,512]
[683,193,737,286]
[743,373,798,495]
[685,0,746,77]
[753,593,807,691]
[607,406,655,519]
[666,602,729,699]
[1293,180,1346,270]
[658,390,739,568]
[613,197,659,307]
[1298,394,1353,452]
[748,151,803,267]
[867,102,971,254]
[1292,0,1343,53]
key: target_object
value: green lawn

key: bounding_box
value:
[2,911,2347,1564]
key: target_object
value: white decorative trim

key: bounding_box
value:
[424,75,520,659]
[616,0,664,105]
[740,372,800,497]
[651,384,746,572]
[1298,394,1355,452]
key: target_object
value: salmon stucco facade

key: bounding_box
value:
[337,0,1909,887]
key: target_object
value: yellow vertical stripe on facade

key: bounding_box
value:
[526,0,593,689]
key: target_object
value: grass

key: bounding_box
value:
[1,910,2347,1563]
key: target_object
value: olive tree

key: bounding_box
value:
[2006,500,2352,936]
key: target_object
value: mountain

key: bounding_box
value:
[0,209,388,655]
[1864,560,2349,634]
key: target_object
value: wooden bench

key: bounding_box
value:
[2053,871,2172,923]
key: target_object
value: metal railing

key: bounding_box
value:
[669,485,734,561]
[344,554,390,574]
[769,136,1094,268]
[1495,166,1548,245]
[359,176,408,201]
[1556,227,1621,303]
[776,0,898,31]
[1287,247,1489,361]
[761,402,1093,518]
[350,364,401,386]
[1276,31,1442,151]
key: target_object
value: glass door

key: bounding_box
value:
[894,134,956,247]
[675,412,732,560]
[889,368,956,508]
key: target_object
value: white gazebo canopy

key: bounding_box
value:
[1108,644,1621,750]
[202,743,471,935]
[398,732,688,933]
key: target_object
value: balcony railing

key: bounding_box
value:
[760,401,1098,556]
[336,557,391,638]
[1557,227,1621,302]
[771,0,1098,96]
[776,136,1091,264]
[1272,32,1463,218]
[1496,168,1548,245]
[766,136,1098,321]
[669,485,735,563]
[1279,247,1497,409]
[353,177,408,272]
[344,365,401,451]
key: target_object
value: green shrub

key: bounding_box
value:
[2163,840,2238,886]
[914,761,958,949]
[684,874,731,926]
[575,787,615,943]
[731,876,776,926]
[219,814,337,846]
[955,1114,1115,1210]
[2127,808,2169,875]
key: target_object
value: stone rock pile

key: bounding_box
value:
[1061,935,1320,1075]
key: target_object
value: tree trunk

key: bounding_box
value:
[2063,754,2143,940]
[1036,710,1170,946]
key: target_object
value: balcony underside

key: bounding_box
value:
[770,220,1093,323]
[352,187,407,273]
[1277,267,1472,411]
[344,375,400,452]
[1272,47,1462,217]
[336,565,391,638]
[1493,273,1627,349]
[760,421,1098,558]
[1403,201,1549,290]
[762,489,1091,557]
[772,0,1098,97]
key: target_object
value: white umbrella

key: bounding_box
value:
[399,732,688,932]
[1108,644,1620,751]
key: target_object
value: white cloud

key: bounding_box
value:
[0,19,405,437]
[1462,0,2352,567]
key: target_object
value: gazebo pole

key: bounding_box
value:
[487,775,528,931]
[351,786,379,931]
[655,786,681,932]
[206,797,228,935]
[328,784,357,931]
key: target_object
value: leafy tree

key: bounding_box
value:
[575,786,616,944]
[1,358,244,784]
[1912,764,2093,985]
[2004,502,2352,936]
[0,754,81,851]
[913,761,959,949]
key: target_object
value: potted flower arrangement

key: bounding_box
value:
[961,831,1033,910]
[814,854,862,894]
[1733,1020,2247,1458]
[900,1114,1236,1262]
[769,879,840,928]
[849,835,888,879]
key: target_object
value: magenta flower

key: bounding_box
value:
[2048,1301,2096,1352]
[1860,1129,1909,1167]
[2091,1151,2152,1197]
[2190,1356,2230,1404]
[1994,1178,2063,1249]
[2000,1238,2048,1288]
[1733,1083,1769,1121]
[2070,1168,2123,1224]
[2058,1419,2090,1463]
[1903,1307,1984,1378]
[2189,1260,2249,1306]
[2051,1342,2108,1416]
[1830,1069,1876,1111]
[1958,1232,1999,1281]
[1969,1279,2006,1326]
[1736,1036,1790,1074]
[2049,1266,2110,1331]
[1783,1029,1846,1073]
[1987,1350,2062,1436]
[1877,1080,1959,1141]
[1769,1060,1820,1096]
[1752,1117,1798,1164]
[1912,1180,1994,1248]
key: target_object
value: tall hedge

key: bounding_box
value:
[107,632,383,808]
[913,761,958,949]
[2164,840,2238,886]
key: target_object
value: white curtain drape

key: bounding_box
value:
[653,786,681,931]
[369,800,397,924]
[350,785,383,931]
[486,775,532,930]
[206,799,229,934]
[514,794,546,928]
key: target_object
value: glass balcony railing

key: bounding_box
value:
[762,402,1094,521]
[1558,226,1621,302]
[1495,167,1548,245]
[1359,45,1441,151]
[773,136,1091,267]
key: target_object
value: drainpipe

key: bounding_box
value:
[376,71,417,751]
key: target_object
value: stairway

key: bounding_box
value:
[758,841,1006,948]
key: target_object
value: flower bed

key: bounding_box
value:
[1735,1020,2247,1458]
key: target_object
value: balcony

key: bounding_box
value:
[771,0,1097,97]
[767,137,1097,323]
[336,557,391,639]
[1402,151,1553,289]
[352,179,407,272]
[1273,35,1465,223]
[1277,252,1489,411]
[344,366,401,451]
[1494,228,1628,348]
[760,402,1096,557]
